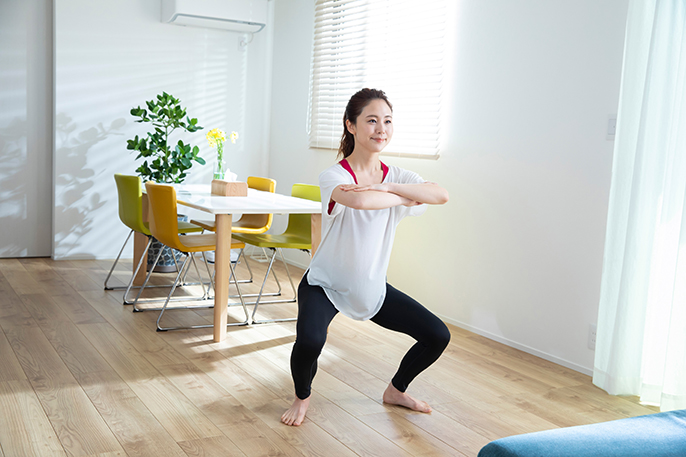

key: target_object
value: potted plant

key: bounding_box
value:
[127,92,204,272]
[127,91,205,183]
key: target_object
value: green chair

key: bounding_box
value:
[104,174,203,305]
[232,183,320,324]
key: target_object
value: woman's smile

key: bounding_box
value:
[346,98,394,155]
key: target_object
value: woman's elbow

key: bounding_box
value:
[434,189,449,205]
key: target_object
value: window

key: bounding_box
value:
[308,0,447,159]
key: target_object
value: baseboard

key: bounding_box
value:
[284,259,310,270]
[438,314,593,377]
[54,254,98,261]
[237,248,594,377]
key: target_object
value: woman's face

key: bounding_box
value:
[347,99,393,154]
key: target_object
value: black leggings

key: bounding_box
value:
[291,274,451,399]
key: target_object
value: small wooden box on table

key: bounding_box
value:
[211,180,248,196]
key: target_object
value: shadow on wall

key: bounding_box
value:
[53,113,126,258]
[0,117,29,256]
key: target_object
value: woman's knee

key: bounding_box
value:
[429,321,451,351]
[293,331,327,358]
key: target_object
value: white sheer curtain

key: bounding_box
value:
[593,0,686,411]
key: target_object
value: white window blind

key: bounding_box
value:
[308,0,447,159]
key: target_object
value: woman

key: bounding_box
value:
[281,88,450,426]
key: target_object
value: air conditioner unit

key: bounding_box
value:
[162,0,268,33]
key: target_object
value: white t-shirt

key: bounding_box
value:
[306,160,427,320]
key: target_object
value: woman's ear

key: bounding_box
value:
[346,119,356,135]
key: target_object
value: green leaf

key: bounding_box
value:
[126,137,137,150]
[127,91,204,183]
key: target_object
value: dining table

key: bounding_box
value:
[133,183,322,342]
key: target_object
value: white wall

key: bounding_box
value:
[0,0,53,257]
[53,0,273,259]
[6,0,629,375]
[267,0,629,374]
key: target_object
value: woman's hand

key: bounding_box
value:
[333,183,408,210]
[385,182,449,205]
[334,182,448,208]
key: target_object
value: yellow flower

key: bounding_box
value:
[230,131,239,144]
[206,128,226,148]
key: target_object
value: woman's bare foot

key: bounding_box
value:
[281,396,310,426]
[382,383,432,413]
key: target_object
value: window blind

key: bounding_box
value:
[308,0,447,159]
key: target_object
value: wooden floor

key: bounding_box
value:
[0,254,657,457]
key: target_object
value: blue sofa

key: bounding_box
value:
[478,409,686,457]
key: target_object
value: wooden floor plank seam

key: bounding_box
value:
[0,258,658,457]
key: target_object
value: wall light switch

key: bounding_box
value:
[588,324,597,350]
[607,115,617,141]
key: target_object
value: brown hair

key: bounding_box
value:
[337,88,393,160]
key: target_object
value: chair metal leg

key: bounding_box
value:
[227,253,250,325]
[156,255,193,331]
[123,240,209,308]
[246,247,298,308]
[107,231,199,298]
[129,250,192,311]
[131,252,210,312]
[250,248,302,324]
[104,229,134,290]
[156,250,250,331]
[233,248,254,284]
[207,250,270,302]
[176,250,206,287]
[201,251,216,293]
[209,251,243,303]
[122,236,155,304]
[229,248,290,305]
[130,244,164,309]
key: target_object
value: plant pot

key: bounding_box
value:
[146,215,188,273]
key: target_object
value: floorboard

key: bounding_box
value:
[0,257,657,457]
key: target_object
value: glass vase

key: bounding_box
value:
[213,159,226,180]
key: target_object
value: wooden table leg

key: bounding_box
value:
[213,214,232,342]
[311,213,321,255]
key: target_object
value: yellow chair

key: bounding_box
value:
[232,183,320,324]
[104,174,203,305]
[141,182,249,331]
[190,176,285,300]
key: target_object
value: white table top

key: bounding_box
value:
[173,184,321,215]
